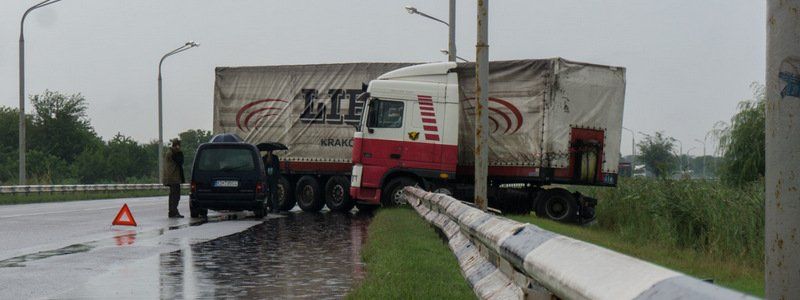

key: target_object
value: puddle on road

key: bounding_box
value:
[158,211,372,299]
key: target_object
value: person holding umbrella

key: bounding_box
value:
[258,142,287,212]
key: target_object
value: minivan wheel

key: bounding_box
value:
[190,201,207,218]
[296,176,325,212]
[325,176,354,212]
[253,201,267,218]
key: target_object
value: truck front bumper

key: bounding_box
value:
[350,187,381,205]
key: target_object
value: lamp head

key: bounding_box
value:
[440,49,449,55]
[405,6,418,14]
[186,41,200,47]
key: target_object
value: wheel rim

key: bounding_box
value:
[546,197,569,219]
[331,184,345,205]
[392,188,406,205]
[277,184,286,204]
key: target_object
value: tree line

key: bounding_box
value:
[636,83,765,185]
[0,90,210,185]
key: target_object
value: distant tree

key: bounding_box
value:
[715,83,765,185]
[105,133,154,182]
[28,90,103,163]
[179,129,213,172]
[637,131,677,178]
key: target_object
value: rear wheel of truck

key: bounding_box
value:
[325,176,354,212]
[381,177,417,207]
[296,176,325,212]
[276,175,296,210]
[537,188,578,222]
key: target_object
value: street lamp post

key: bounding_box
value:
[157,41,199,183]
[439,49,468,62]
[622,126,636,163]
[694,138,706,178]
[674,139,684,171]
[19,0,65,185]
[405,3,457,62]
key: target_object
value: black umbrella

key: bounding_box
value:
[257,142,288,152]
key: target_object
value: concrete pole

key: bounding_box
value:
[474,0,488,211]
[766,1,800,298]
[158,73,164,183]
[448,0,456,62]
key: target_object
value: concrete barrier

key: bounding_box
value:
[403,187,758,300]
[0,184,189,195]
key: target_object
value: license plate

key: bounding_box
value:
[214,180,239,188]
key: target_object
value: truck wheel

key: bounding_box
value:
[381,177,417,207]
[537,188,578,222]
[325,176,354,212]
[276,176,296,211]
[296,176,325,212]
[355,202,379,213]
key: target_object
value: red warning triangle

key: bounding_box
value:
[112,203,138,226]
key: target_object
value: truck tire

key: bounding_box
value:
[325,176,354,212]
[296,176,325,212]
[276,175,296,211]
[537,188,578,222]
[381,177,416,207]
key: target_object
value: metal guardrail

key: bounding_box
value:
[403,187,758,300]
[0,184,189,194]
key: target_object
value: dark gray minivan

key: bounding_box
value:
[189,134,269,218]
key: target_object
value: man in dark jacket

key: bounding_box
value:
[162,138,185,218]
[263,151,280,212]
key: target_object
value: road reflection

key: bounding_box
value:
[158,211,371,299]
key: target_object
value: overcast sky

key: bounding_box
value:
[1,1,765,156]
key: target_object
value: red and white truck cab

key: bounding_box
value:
[351,59,626,223]
[350,62,460,205]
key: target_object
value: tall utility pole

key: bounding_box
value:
[474,0,489,210]
[766,1,800,298]
[158,41,199,183]
[448,0,456,62]
[622,126,636,162]
[19,0,64,185]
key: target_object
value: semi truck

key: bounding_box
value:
[214,59,626,223]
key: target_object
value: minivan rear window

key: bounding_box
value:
[196,148,256,172]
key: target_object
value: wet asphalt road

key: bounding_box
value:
[0,196,372,299]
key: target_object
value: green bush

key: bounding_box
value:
[579,178,763,266]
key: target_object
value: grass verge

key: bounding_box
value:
[347,208,475,300]
[0,189,186,205]
[508,214,763,297]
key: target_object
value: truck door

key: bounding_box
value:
[360,98,407,186]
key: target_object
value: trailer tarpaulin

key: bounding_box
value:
[214,63,415,164]
[456,58,625,173]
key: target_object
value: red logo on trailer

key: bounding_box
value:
[463,97,524,135]
[236,99,289,131]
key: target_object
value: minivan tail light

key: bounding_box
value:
[191,181,197,193]
[256,182,264,194]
